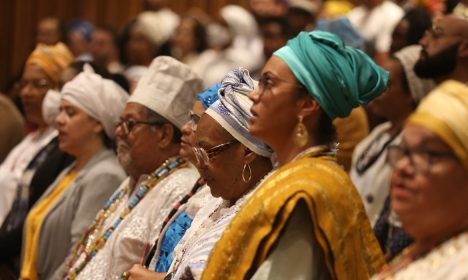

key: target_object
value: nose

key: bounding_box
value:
[419,32,430,47]
[249,87,260,103]
[55,110,66,127]
[393,154,415,178]
[114,123,125,139]
[181,120,192,136]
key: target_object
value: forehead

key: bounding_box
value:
[23,64,50,80]
[195,113,230,143]
[434,16,467,36]
[402,124,449,149]
[122,102,148,119]
[262,56,296,80]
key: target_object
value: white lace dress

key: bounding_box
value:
[73,167,199,280]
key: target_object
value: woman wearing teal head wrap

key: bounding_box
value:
[273,30,389,119]
[202,30,387,279]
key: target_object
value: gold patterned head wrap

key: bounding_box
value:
[407,80,468,170]
[26,42,74,83]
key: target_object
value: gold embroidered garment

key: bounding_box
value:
[202,152,385,279]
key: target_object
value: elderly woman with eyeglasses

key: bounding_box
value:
[152,68,273,280]
[372,81,468,279]
[202,31,389,279]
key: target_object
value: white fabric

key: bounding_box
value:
[42,89,61,128]
[251,202,330,280]
[347,1,403,52]
[191,48,260,88]
[128,56,203,129]
[0,128,57,225]
[136,9,179,48]
[74,167,198,280]
[61,64,129,139]
[372,231,468,280]
[350,122,401,225]
[393,45,435,103]
[148,185,222,270]
[168,190,254,279]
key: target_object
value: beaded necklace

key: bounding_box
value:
[143,177,206,268]
[62,157,188,280]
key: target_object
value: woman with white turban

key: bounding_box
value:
[20,65,128,280]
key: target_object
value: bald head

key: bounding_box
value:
[437,15,468,37]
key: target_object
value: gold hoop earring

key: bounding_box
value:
[242,162,252,183]
[293,115,309,147]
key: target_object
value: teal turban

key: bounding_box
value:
[273,31,389,119]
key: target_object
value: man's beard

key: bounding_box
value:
[414,43,459,80]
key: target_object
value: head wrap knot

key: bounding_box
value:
[274,31,389,119]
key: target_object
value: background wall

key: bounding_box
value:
[0,0,248,92]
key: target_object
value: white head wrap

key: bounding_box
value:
[42,89,61,128]
[135,10,179,48]
[128,56,203,129]
[206,68,273,158]
[61,64,129,139]
[394,45,435,104]
[220,5,258,38]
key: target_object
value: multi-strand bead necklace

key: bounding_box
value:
[62,157,187,280]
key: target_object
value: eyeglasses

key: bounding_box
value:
[423,24,465,40]
[19,79,50,91]
[189,111,201,131]
[192,139,239,166]
[387,144,457,174]
[116,119,165,135]
[257,74,305,99]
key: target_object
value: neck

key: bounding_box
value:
[388,109,411,135]
[274,137,319,166]
[412,226,468,258]
[435,68,468,85]
[72,139,104,172]
[228,158,273,206]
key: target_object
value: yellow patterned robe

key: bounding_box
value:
[202,152,384,279]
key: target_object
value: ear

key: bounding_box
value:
[297,96,321,119]
[156,124,175,149]
[93,122,104,134]
[458,39,468,58]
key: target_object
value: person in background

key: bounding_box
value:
[287,0,322,35]
[0,94,25,163]
[389,7,432,54]
[0,43,74,229]
[36,17,67,46]
[90,26,124,74]
[203,30,388,279]
[170,14,208,69]
[349,46,434,258]
[372,80,468,279]
[66,20,94,62]
[414,14,468,85]
[347,0,404,61]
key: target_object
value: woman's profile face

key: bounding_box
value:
[249,56,304,149]
[179,100,205,164]
[194,114,247,201]
[56,99,103,156]
[20,64,55,127]
[391,124,468,240]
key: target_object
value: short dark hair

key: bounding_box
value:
[403,7,432,46]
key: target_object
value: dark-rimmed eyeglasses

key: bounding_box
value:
[192,139,239,166]
[387,144,457,174]
[116,119,165,135]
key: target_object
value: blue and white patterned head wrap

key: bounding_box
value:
[206,68,273,158]
[197,83,221,109]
